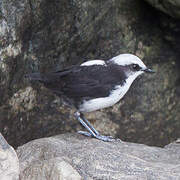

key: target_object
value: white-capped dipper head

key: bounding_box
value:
[109,53,154,79]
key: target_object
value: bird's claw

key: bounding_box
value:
[78,131,115,142]
[78,130,92,137]
[95,135,115,142]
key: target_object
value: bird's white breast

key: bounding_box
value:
[79,86,124,112]
[79,72,141,113]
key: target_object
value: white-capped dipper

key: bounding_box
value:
[26,54,155,142]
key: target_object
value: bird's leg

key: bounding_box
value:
[74,111,97,137]
[80,113,100,135]
[74,111,115,142]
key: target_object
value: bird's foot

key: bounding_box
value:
[78,131,115,142]
[78,131,92,137]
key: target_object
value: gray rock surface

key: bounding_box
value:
[0,0,180,148]
[17,133,180,180]
[0,133,19,180]
[20,158,82,180]
[144,0,180,18]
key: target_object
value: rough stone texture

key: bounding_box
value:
[144,0,180,18]
[0,0,180,148]
[17,133,180,180]
[20,158,82,180]
[0,133,19,180]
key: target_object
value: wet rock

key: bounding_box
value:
[0,0,180,148]
[144,0,180,18]
[0,133,19,180]
[17,133,180,180]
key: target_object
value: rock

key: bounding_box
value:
[144,0,180,18]
[20,158,82,180]
[0,0,180,148]
[0,133,19,180]
[17,133,180,180]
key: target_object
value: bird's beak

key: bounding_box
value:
[143,68,155,73]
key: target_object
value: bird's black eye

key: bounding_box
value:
[132,64,140,71]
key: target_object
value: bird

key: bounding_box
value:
[26,54,155,142]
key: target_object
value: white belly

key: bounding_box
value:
[79,72,142,112]
[79,84,129,112]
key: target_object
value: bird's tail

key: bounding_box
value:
[25,72,61,83]
[25,73,45,82]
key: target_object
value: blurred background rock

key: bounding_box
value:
[0,0,180,148]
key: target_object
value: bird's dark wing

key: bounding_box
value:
[62,78,112,98]
[43,64,124,99]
